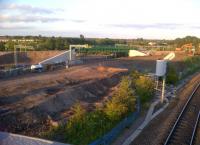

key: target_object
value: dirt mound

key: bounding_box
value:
[0,51,64,65]
[0,74,122,135]
[0,65,126,136]
[97,66,106,72]
[97,65,127,73]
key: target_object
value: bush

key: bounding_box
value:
[64,77,136,145]
[184,56,200,67]
[104,76,136,121]
[135,76,154,103]
[166,64,179,85]
[114,77,136,110]
[66,108,111,145]
[43,75,143,145]
[65,103,87,144]
[54,76,137,145]
[104,99,128,122]
[42,103,87,142]
[129,69,141,87]
[181,56,200,79]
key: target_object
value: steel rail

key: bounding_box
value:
[189,111,200,145]
[164,82,200,145]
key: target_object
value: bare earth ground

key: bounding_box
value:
[0,52,189,139]
[0,64,126,136]
[131,72,200,145]
[0,51,64,65]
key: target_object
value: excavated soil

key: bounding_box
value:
[0,65,127,136]
[0,51,189,137]
[0,51,63,65]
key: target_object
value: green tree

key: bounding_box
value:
[5,40,14,50]
[174,36,200,49]
[166,64,179,85]
[36,42,48,50]
[0,42,5,51]
[44,37,56,50]
[104,76,136,121]
[55,37,65,50]
[96,38,115,46]
[66,102,86,142]
[69,102,86,122]
[135,76,154,103]
[130,69,141,87]
[104,100,128,121]
[80,34,85,44]
[43,76,139,145]
[64,40,69,49]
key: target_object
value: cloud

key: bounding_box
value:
[109,23,182,30]
[0,14,64,23]
[0,3,63,14]
[190,26,200,29]
[0,25,34,30]
[71,19,87,23]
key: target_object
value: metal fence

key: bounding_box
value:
[89,99,140,145]
[0,66,31,79]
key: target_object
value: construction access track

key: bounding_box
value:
[131,72,200,145]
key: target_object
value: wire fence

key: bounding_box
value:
[89,99,141,145]
[0,66,31,79]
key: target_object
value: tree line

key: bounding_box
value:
[174,36,200,48]
[0,35,117,51]
[0,35,200,51]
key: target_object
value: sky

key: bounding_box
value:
[0,0,200,39]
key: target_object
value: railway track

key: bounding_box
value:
[164,83,200,145]
[190,111,200,145]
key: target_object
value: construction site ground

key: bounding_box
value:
[0,51,189,140]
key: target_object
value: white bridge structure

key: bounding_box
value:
[163,52,175,61]
[69,44,89,60]
[31,45,88,70]
[39,44,89,65]
[39,50,75,66]
[128,50,147,57]
[31,50,74,71]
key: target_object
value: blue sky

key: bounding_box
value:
[0,0,200,39]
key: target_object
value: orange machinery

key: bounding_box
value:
[176,43,195,55]
[182,43,195,55]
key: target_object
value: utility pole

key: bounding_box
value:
[69,45,72,61]
[161,76,166,103]
[14,46,17,66]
